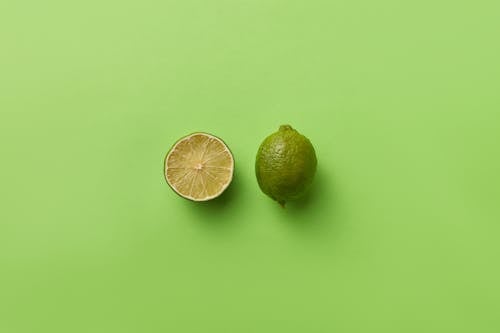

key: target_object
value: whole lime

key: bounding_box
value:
[255,125,317,206]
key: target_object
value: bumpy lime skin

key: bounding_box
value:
[255,125,317,206]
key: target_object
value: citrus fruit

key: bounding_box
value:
[255,125,317,206]
[164,133,234,201]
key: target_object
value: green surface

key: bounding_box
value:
[1,0,500,332]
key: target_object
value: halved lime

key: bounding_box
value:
[164,133,234,201]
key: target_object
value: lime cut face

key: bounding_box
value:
[164,133,234,201]
[255,125,317,206]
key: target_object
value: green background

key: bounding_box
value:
[1,0,500,332]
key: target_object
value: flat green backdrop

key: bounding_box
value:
[1,0,499,332]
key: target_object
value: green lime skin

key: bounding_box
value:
[255,125,317,206]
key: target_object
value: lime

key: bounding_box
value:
[164,133,234,201]
[255,125,317,206]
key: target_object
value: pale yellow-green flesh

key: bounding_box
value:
[165,133,233,201]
